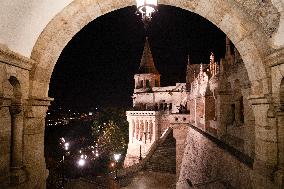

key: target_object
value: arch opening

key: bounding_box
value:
[29,0,270,99]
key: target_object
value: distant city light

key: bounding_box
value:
[111,162,115,167]
[77,158,86,167]
[64,142,70,150]
[89,112,93,116]
[114,153,121,162]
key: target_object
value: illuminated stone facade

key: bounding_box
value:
[124,37,258,188]
[124,39,188,167]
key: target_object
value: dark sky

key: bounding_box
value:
[49,5,226,110]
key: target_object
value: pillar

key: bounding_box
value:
[249,96,277,189]
[216,89,232,138]
[143,120,147,143]
[173,124,188,180]
[129,119,133,143]
[275,110,284,188]
[132,120,135,142]
[22,98,52,189]
[147,120,150,143]
[136,120,139,140]
[139,120,144,140]
[9,102,27,185]
[149,120,153,142]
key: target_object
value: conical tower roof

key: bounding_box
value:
[137,38,159,74]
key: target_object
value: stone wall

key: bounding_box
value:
[177,126,253,189]
[0,49,50,189]
[0,49,32,188]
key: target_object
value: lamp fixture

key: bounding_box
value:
[136,0,158,26]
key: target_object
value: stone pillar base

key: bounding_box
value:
[10,167,27,186]
[251,161,277,189]
[274,169,284,188]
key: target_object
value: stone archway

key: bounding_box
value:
[27,0,276,188]
[30,0,270,99]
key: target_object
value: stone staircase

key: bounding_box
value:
[144,130,176,173]
[115,128,177,187]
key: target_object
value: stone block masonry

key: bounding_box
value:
[177,125,253,189]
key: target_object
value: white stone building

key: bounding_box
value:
[124,38,188,167]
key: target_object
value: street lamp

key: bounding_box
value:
[59,137,70,188]
[113,153,121,180]
[77,155,87,177]
[77,158,86,167]
[136,0,158,27]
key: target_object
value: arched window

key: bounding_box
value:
[8,76,22,102]
[146,80,150,88]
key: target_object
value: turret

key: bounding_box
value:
[186,55,193,90]
[134,38,160,90]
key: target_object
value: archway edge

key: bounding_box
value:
[30,0,271,98]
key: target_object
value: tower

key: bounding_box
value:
[186,55,192,90]
[134,38,160,90]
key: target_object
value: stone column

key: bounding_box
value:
[249,96,277,189]
[275,110,284,188]
[136,120,139,140]
[129,119,133,143]
[149,120,153,142]
[147,120,150,143]
[138,119,141,140]
[172,124,188,180]
[9,102,27,185]
[22,97,52,189]
[216,90,232,138]
[143,120,147,143]
[277,111,284,169]
[132,120,135,143]
[152,120,158,142]
[139,120,144,140]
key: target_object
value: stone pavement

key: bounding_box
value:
[121,171,176,189]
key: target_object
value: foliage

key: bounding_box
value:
[91,108,129,156]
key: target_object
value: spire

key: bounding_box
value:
[137,38,159,74]
[186,54,191,72]
[187,54,191,65]
[210,52,215,64]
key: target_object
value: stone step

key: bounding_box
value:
[144,130,176,174]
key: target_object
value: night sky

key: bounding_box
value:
[49,5,226,110]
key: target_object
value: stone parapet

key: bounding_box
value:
[177,125,254,189]
[0,47,34,71]
[265,47,284,67]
